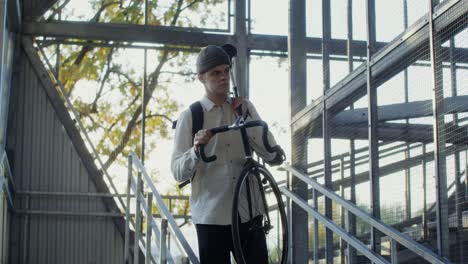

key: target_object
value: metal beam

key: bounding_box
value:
[24,21,233,47]
[22,20,468,65]
[291,0,468,136]
[289,1,308,263]
[346,0,357,261]
[26,0,59,20]
[365,0,381,254]
[331,95,468,125]
[312,122,468,145]
[321,0,334,262]
[6,0,21,32]
[234,0,248,97]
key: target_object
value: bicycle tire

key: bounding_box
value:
[231,161,288,264]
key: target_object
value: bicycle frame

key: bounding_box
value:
[199,119,276,227]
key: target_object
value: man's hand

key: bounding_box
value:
[231,96,248,117]
[267,146,286,166]
[194,129,213,155]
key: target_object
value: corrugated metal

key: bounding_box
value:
[6,46,125,264]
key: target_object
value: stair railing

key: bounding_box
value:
[281,162,450,264]
[1,149,15,209]
[125,152,199,264]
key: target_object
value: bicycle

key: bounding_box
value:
[199,117,288,264]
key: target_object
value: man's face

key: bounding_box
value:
[198,64,230,98]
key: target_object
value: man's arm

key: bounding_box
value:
[171,109,200,183]
[241,99,286,166]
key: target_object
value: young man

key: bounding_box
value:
[171,45,285,264]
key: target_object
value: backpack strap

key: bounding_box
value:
[178,101,204,189]
[189,101,204,141]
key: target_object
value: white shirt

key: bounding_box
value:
[171,96,278,225]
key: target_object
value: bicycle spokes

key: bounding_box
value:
[232,164,288,264]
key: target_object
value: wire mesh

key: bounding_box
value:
[435,2,468,262]
[301,0,467,263]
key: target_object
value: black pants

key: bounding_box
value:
[195,216,268,264]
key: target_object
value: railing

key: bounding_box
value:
[125,152,198,264]
[1,149,14,209]
[0,149,14,264]
[281,162,451,264]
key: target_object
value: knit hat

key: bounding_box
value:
[196,45,231,74]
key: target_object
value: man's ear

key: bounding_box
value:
[197,73,204,83]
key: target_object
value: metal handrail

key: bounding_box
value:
[1,149,14,208]
[129,177,174,264]
[282,162,450,264]
[130,152,199,264]
[281,188,389,264]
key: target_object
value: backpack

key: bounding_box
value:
[172,101,204,189]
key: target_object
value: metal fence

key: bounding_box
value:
[289,0,467,263]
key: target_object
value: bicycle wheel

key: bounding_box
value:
[232,161,288,264]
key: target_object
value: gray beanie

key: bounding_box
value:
[196,45,231,74]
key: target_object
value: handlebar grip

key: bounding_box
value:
[244,120,275,153]
[200,145,217,162]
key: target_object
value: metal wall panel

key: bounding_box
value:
[6,45,124,264]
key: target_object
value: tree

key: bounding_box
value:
[40,0,225,175]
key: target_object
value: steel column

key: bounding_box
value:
[365,0,381,255]
[465,151,468,202]
[289,0,308,263]
[234,0,249,98]
[145,193,152,264]
[124,156,132,264]
[134,172,142,264]
[141,0,149,165]
[321,0,333,262]
[346,0,357,262]
[390,239,398,264]
[422,145,429,241]
[427,0,449,258]
[0,0,7,145]
[160,219,168,264]
[450,36,464,263]
[313,188,319,264]
[286,170,293,264]
[6,0,21,33]
[403,0,412,221]
[339,156,346,264]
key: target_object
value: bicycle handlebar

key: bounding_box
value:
[199,120,275,163]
